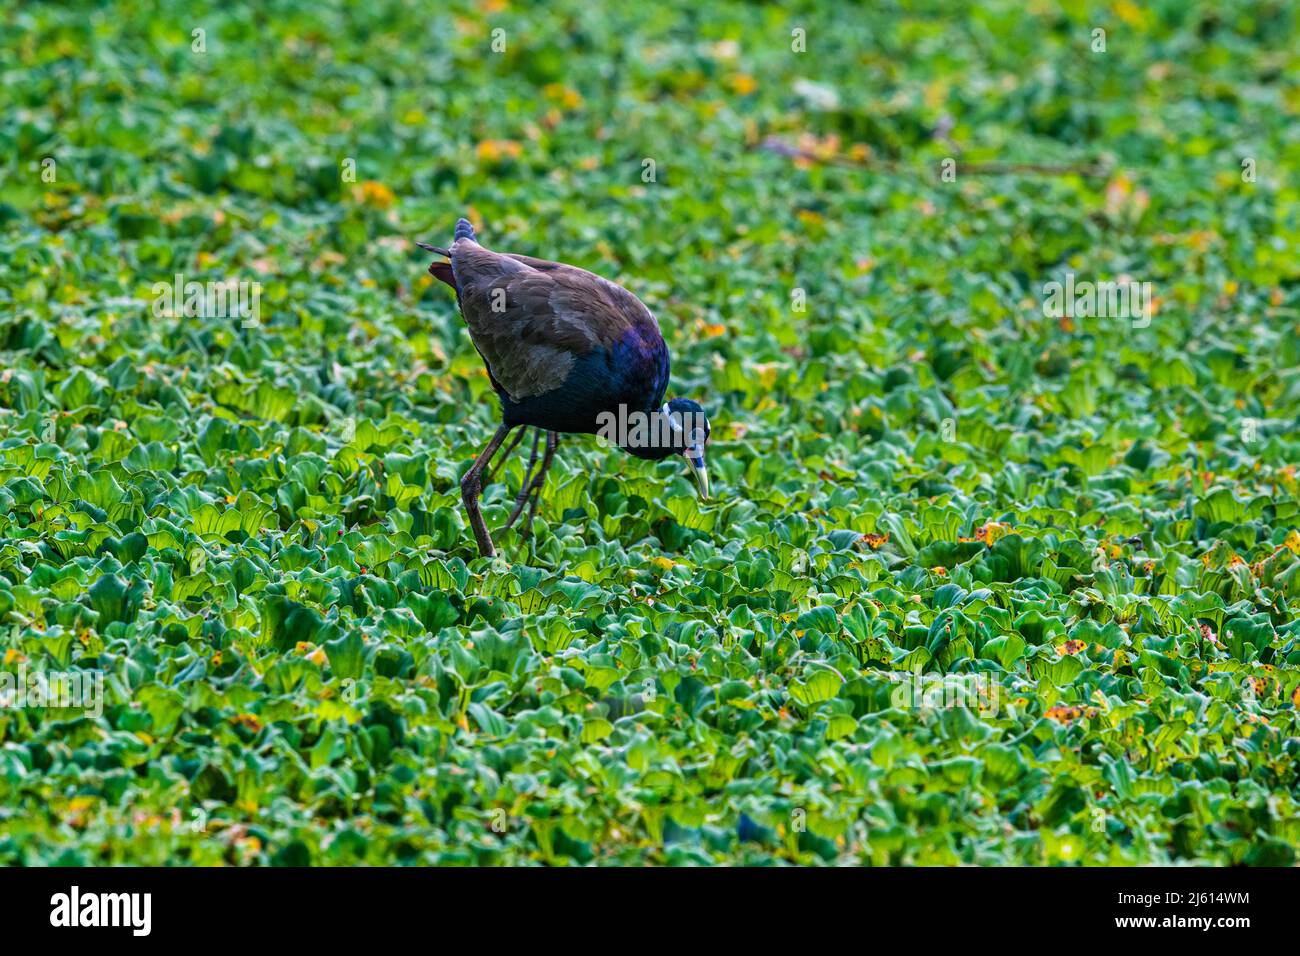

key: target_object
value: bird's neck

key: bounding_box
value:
[623,441,678,461]
[619,400,682,461]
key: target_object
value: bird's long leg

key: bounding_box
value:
[461,423,514,558]
[503,429,543,530]
[485,425,528,485]
[504,430,554,532]
[519,431,560,540]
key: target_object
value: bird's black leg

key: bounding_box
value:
[520,431,560,540]
[503,429,543,530]
[461,423,513,558]
[485,425,528,485]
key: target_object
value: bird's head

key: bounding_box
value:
[662,398,711,500]
[613,399,712,498]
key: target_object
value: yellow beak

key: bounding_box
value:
[686,447,709,500]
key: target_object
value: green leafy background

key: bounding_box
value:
[1,0,1299,864]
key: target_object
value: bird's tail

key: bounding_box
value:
[454,217,477,243]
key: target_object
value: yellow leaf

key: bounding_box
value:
[353,180,395,209]
[1113,0,1143,27]
[477,140,522,163]
[729,74,756,95]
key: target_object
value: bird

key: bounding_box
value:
[418,218,711,558]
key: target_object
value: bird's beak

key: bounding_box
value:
[685,446,710,500]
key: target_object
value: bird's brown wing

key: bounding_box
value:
[503,253,660,331]
[450,242,656,401]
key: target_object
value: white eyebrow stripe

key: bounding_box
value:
[661,404,684,433]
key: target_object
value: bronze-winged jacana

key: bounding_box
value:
[419,218,711,557]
